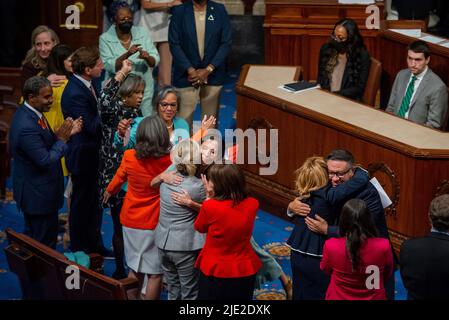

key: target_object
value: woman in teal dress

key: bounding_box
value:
[100,1,160,116]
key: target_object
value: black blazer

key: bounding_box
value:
[9,105,67,215]
[400,232,449,300]
[317,43,371,101]
[61,75,102,175]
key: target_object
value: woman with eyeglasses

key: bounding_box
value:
[316,18,370,101]
[286,155,371,300]
[114,85,216,150]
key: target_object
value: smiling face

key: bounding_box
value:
[407,50,429,75]
[327,159,354,187]
[34,31,55,60]
[157,92,178,124]
[29,86,54,112]
[124,84,144,108]
[201,139,219,164]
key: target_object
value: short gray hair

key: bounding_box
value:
[429,194,449,232]
[23,76,51,101]
[117,74,145,99]
[152,85,181,113]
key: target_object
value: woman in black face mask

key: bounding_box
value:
[316,18,371,101]
[100,1,160,117]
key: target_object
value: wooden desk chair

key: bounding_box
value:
[4,228,139,300]
[362,57,382,107]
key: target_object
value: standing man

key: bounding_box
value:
[9,76,82,248]
[288,149,395,300]
[400,194,449,300]
[168,0,232,132]
[61,46,105,254]
[386,40,448,129]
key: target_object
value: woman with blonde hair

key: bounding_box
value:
[21,25,66,89]
[286,156,334,300]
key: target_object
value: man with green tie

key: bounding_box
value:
[386,40,448,129]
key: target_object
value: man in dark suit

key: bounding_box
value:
[168,0,232,132]
[400,194,449,299]
[9,76,82,248]
[288,149,395,299]
[61,46,105,254]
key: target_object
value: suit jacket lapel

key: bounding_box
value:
[22,104,54,142]
[185,4,200,58]
[204,2,215,55]
[71,75,98,107]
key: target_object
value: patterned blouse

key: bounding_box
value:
[98,77,141,206]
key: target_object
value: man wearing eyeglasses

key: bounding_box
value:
[287,149,395,299]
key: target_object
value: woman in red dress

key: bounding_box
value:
[194,164,262,300]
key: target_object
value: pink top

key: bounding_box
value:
[320,237,393,300]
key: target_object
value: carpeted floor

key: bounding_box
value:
[0,70,407,300]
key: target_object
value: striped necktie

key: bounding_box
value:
[397,75,417,118]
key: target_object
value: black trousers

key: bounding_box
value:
[198,272,256,300]
[24,212,58,249]
[69,172,103,253]
[291,251,330,300]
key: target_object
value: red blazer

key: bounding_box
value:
[320,237,393,300]
[194,197,262,278]
[106,149,171,230]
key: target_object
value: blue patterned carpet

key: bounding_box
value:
[0,70,407,300]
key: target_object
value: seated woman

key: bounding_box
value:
[316,18,370,101]
[155,139,206,300]
[103,115,173,300]
[99,59,144,279]
[320,198,393,300]
[100,1,160,116]
[21,25,66,90]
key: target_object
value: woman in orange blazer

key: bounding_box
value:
[194,164,262,300]
[104,115,179,300]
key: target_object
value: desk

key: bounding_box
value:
[264,0,383,80]
[236,65,449,251]
[379,28,449,108]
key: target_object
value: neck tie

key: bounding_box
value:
[397,75,417,118]
[90,85,97,100]
[41,114,52,132]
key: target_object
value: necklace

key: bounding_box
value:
[119,36,132,45]
[167,122,174,129]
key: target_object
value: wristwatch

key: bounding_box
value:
[206,65,215,73]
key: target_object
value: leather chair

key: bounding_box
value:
[362,57,382,107]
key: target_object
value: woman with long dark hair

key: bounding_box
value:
[316,18,370,101]
[320,199,393,300]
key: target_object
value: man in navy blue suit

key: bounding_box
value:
[9,76,82,248]
[61,46,105,254]
[169,0,232,132]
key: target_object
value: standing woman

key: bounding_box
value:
[100,1,160,116]
[21,25,66,90]
[286,156,334,300]
[194,164,262,300]
[99,59,144,279]
[104,115,174,299]
[320,199,393,300]
[316,18,370,101]
[139,0,182,86]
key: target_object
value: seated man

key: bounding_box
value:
[386,40,447,129]
[400,194,449,300]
